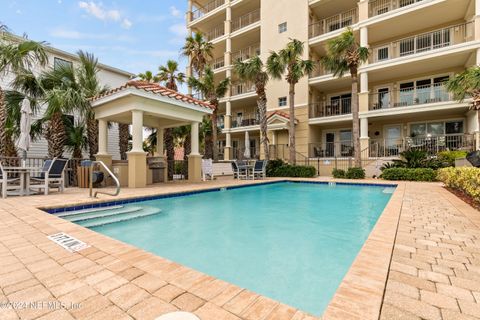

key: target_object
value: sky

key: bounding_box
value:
[1,0,189,83]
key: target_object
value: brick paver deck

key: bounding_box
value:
[380,183,480,320]
[0,178,479,319]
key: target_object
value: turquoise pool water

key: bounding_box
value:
[91,182,393,315]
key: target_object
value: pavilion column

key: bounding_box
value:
[95,119,112,169]
[188,121,202,182]
[155,128,164,156]
[127,110,147,188]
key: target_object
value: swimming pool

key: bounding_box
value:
[70,182,394,315]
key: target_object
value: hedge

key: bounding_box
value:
[332,167,365,179]
[380,168,437,181]
[437,167,480,202]
[270,165,317,178]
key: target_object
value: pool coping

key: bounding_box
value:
[34,178,402,319]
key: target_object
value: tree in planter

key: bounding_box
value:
[0,33,48,157]
[267,39,314,164]
[446,66,480,136]
[234,56,270,159]
[188,66,230,161]
[321,28,369,167]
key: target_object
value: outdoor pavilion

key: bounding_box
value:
[90,80,213,188]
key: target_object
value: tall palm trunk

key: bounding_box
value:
[211,100,219,161]
[257,86,269,160]
[118,123,129,160]
[48,112,66,158]
[164,128,174,180]
[183,133,191,160]
[204,132,213,159]
[87,116,98,160]
[288,82,296,164]
[351,68,361,167]
[0,87,16,157]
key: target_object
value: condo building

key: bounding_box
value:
[186,0,480,164]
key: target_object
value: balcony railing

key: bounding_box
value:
[232,146,260,160]
[309,98,352,118]
[309,8,358,38]
[232,9,261,32]
[231,81,256,96]
[309,62,329,78]
[191,92,205,101]
[370,22,474,63]
[231,113,260,128]
[205,24,225,41]
[369,83,452,110]
[369,0,425,17]
[232,43,261,62]
[309,141,354,158]
[211,56,225,70]
[369,134,475,157]
[191,0,225,21]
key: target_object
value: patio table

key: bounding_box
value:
[3,166,39,196]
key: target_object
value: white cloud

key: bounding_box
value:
[78,1,132,28]
[168,23,188,45]
[121,18,132,29]
[169,6,181,18]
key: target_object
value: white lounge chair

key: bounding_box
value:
[30,158,68,195]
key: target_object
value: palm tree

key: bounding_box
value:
[234,56,270,159]
[446,66,480,130]
[65,120,88,159]
[182,32,213,77]
[76,51,108,159]
[267,39,314,164]
[188,66,230,161]
[137,70,160,83]
[321,28,369,167]
[158,59,186,179]
[0,34,48,156]
[41,63,88,158]
[118,123,130,160]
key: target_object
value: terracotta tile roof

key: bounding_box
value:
[267,110,297,121]
[90,80,214,110]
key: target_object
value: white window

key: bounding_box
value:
[54,57,73,70]
[278,97,287,107]
[376,46,389,61]
[278,22,287,34]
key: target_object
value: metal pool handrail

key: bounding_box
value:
[89,161,120,198]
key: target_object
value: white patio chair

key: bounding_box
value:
[252,160,268,180]
[30,158,68,195]
[202,159,214,181]
[0,161,21,198]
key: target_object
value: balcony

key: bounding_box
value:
[369,0,425,18]
[212,56,225,70]
[368,83,453,111]
[232,9,261,32]
[309,62,329,78]
[369,22,474,64]
[309,141,354,158]
[231,81,256,96]
[191,0,225,21]
[232,43,261,62]
[231,113,260,128]
[205,24,225,41]
[309,8,358,38]
[309,98,352,119]
[369,134,475,157]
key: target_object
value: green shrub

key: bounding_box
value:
[345,167,365,179]
[438,167,480,202]
[437,150,469,167]
[332,168,345,178]
[380,168,437,181]
[270,164,317,178]
[266,159,285,177]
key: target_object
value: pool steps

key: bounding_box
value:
[55,205,162,228]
